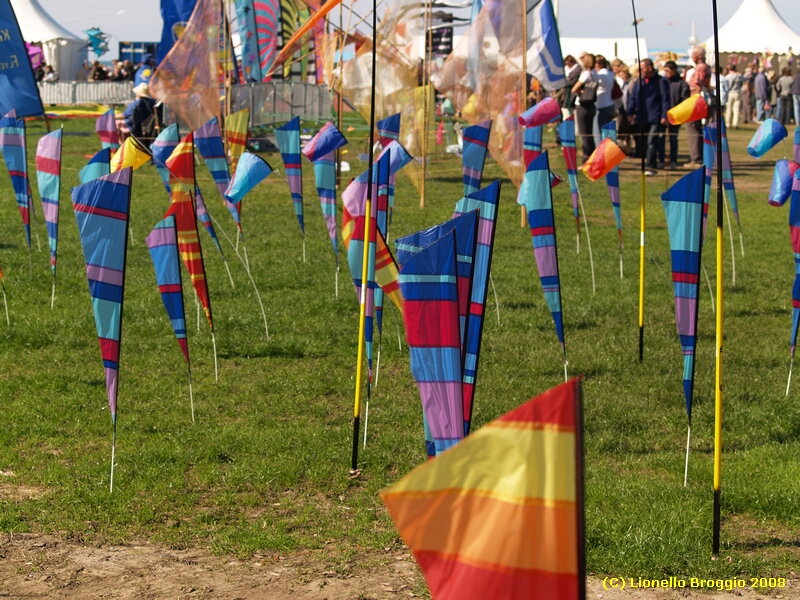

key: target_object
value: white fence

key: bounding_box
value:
[38,81,135,106]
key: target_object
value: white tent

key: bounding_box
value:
[702,0,800,56]
[10,0,87,81]
[560,37,648,70]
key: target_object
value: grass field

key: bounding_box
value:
[0,114,798,586]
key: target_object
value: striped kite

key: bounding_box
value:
[453,180,501,435]
[110,136,151,173]
[254,0,279,77]
[377,113,401,147]
[398,231,464,457]
[462,119,492,196]
[96,108,119,150]
[225,108,250,171]
[0,109,35,248]
[35,128,62,284]
[224,151,274,238]
[523,124,543,168]
[275,116,304,235]
[152,124,180,195]
[770,159,800,207]
[703,120,743,262]
[661,167,704,484]
[381,378,585,600]
[71,168,133,492]
[600,122,624,269]
[79,148,111,184]
[747,118,787,158]
[787,169,800,395]
[558,116,582,249]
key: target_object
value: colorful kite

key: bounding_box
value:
[523,124,543,168]
[600,121,624,274]
[96,108,119,150]
[302,121,348,270]
[453,180,501,435]
[36,128,62,287]
[795,126,800,163]
[71,168,133,492]
[381,378,585,600]
[582,136,626,182]
[224,151,273,235]
[79,148,111,184]
[667,94,708,126]
[225,108,250,171]
[462,119,492,196]
[0,109,34,248]
[275,116,304,236]
[559,117,582,249]
[747,118,787,158]
[770,159,800,207]
[377,113,401,147]
[519,152,566,368]
[110,136,151,172]
[145,214,194,420]
[195,117,232,198]
[661,167,704,484]
[254,0,279,77]
[518,97,560,127]
[787,175,800,395]
[152,124,181,196]
[398,231,464,457]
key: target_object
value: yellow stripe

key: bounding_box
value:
[490,421,575,434]
[385,427,575,503]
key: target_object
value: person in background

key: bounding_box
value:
[562,54,580,114]
[90,61,108,81]
[571,53,598,161]
[663,60,689,170]
[741,66,753,124]
[755,67,770,122]
[792,68,800,127]
[717,66,730,121]
[617,64,634,155]
[686,46,711,168]
[626,58,670,176]
[777,67,794,126]
[725,64,743,129]
[594,55,617,131]
[121,82,157,140]
[41,64,58,82]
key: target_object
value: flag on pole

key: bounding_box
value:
[254,0,279,77]
[225,108,250,171]
[275,116,304,234]
[581,136,626,182]
[559,117,581,239]
[525,0,566,91]
[702,121,740,227]
[152,123,181,196]
[96,108,120,150]
[453,181,501,434]
[377,113,401,147]
[0,109,34,248]
[747,118,787,158]
[518,97,560,127]
[79,148,112,184]
[600,122,623,244]
[462,119,492,196]
[110,136,152,172]
[519,151,565,352]
[302,121,348,258]
[146,215,190,363]
[788,173,800,374]
[398,232,464,457]
[223,151,273,235]
[770,159,800,207]
[36,128,62,274]
[667,93,708,126]
[195,116,232,197]
[661,167,705,424]
[381,378,585,600]
[71,168,133,424]
[0,0,45,118]
[523,124,543,168]
[235,0,262,82]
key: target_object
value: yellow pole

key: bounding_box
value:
[520,0,528,228]
[351,195,372,475]
[638,171,645,361]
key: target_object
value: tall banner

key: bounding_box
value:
[157,0,199,64]
[0,0,44,117]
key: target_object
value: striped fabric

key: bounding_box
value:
[110,136,151,173]
[523,124,543,168]
[789,171,800,362]
[377,112,401,147]
[770,159,800,207]
[795,126,800,164]
[166,133,214,332]
[702,121,740,233]
[146,215,190,364]
[235,0,262,82]
[661,168,705,422]
[152,124,181,196]
[398,231,464,457]
[195,187,224,253]
[71,168,133,423]
[225,108,250,171]
[254,0,279,78]
[381,378,585,600]
[453,180,501,435]
[224,151,273,237]
[36,128,62,274]
[0,109,34,248]
[302,122,348,258]
[558,117,581,238]
[195,117,232,197]
[79,148,111,184]
[275,116,304,233]
[600,121,623,246]
[519,152,565,352]
[462,119,492,196]
[747,117,787,158]
[96,108,119,150]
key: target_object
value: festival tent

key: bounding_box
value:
[10,0,86,80]
[702,0,800,61]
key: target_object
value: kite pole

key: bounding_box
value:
[684,424,691,486]
[212,330,219,382]
[711,0,724,555]
[50,276,55,309]
[521,0,529,229]
[351,0,379,476]
[787,350,794,396]
[1,281,8,326]
[188,364,195,423]
[632,0,645,362]
[723,197,736,286]
[703,263,716,313]
[489,274,500,325]
[109,420,116,493]
[577,190,596,293]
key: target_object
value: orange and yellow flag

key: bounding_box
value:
[110,136,151,173]
[667,93,708,126]
[581,137,626,182]
[381,378,585,600]
[225,108,249,171]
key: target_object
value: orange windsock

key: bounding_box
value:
[667,94,708,126]
[581,137,626,181]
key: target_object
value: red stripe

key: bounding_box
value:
[159,284,182,294]
[469,301,482,316]
[73,202,127,221]
[99,337,120,363]
[403,299,461,347]
[36,156,60,175]
[495,379,578,427]
[530,226,555,237]
[416,551,579,600]
[672,272,698,284]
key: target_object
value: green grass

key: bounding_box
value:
[0,113,798,582]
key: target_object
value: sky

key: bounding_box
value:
[36,0,800,58]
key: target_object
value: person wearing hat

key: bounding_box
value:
[121,83,157,140]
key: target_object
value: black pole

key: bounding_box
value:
[351,0,379,475]
[711,0,723,556]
